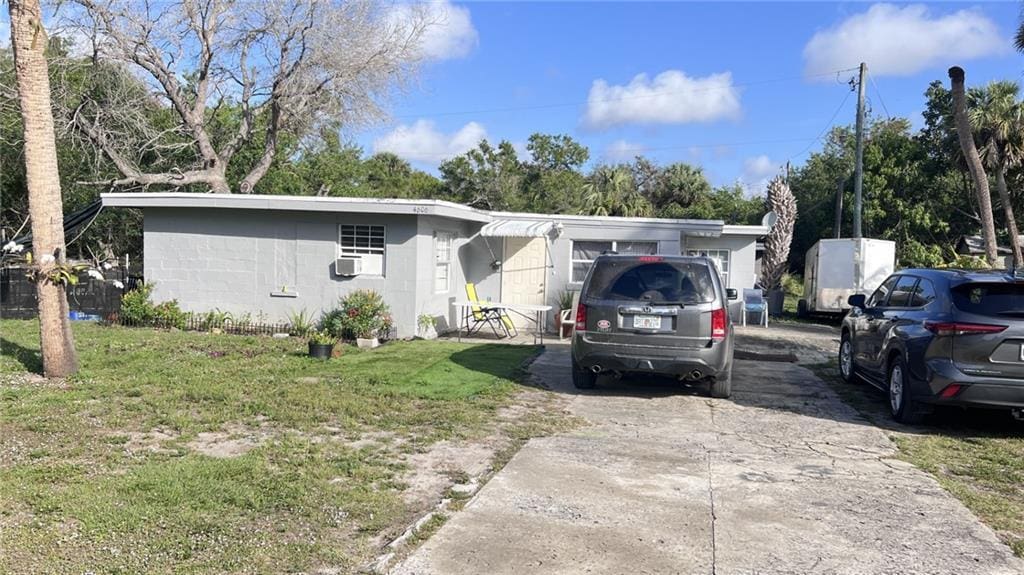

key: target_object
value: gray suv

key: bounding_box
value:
[571,254,737,397]
[840,268,1024,423]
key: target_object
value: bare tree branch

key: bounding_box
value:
[56,0,427,193]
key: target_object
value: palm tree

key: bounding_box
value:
[8,0,79,376]
[949,67,999,265]
[969,81,1024,266]
[581,166,652,217]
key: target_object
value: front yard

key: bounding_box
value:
[0,321,567,573]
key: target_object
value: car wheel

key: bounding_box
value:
[797,299,809,318]
[571,359,596,390]
[709,364,733,398]
[888,355,924,424]
[838,334,859,384]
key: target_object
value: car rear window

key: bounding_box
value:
[586,259,716,304]
[951,283,1024,317]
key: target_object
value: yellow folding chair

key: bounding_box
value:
[464,283,511,338]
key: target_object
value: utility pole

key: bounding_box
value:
[853,62,867,239]
[834,178,844,239]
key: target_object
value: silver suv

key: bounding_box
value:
[570,254,737,397]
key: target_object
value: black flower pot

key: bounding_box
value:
[308,342,334,359]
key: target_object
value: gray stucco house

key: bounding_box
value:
[102,193,768,338]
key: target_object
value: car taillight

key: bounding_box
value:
[575,303,587,331]
[711,307,726,342]
[939,384,965,399]
[638,256,663,263]
[924,321,1007,336]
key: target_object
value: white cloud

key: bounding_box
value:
[604,140,646,163]
[739,155,778,196]
[803,4,1007,78]
[373,120,487,163]
[390,1,478,61]
[583,70,741,130]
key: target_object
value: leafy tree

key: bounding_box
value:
[439,140,525,210]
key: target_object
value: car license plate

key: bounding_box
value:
[633,315,661,329]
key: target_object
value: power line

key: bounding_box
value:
[391,67,861,120]
[785,84,854,163]
[868,73,892,120]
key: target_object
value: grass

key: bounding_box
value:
[810,361,1024,557]
[0,320,547,573]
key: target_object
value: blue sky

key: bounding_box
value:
[360,1,1023,194]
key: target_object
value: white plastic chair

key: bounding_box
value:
[559,291,581,340]
[742,288,768,327]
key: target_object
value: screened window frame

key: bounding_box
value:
[569,240,659,283]
[686,249,731,287]
[434,231,454,294]
[338,224,387,276]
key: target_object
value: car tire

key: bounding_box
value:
[888,355,924,424]
[709,364,733,398]
[797,299,809,318]
[838,334,860,384]
[571,360,597,390]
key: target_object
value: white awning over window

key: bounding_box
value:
[480,219,562,238]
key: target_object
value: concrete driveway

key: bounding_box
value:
[393,349,1023,575]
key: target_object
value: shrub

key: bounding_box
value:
[119,283,187,329]
[321,290,393,340]
[288,308,316,337]
[781,273,803,297]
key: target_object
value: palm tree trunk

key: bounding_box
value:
[9,0,79,377]
[949,66,999,265]
[996,163,1023,267]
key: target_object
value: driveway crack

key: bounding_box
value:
[706,400,719,575]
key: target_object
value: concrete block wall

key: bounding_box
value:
[143,207,422,338]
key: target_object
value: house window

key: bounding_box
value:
[435,231,454,293]
[339,224,386,276]
[687,249,730,286]
[571,240,658,282]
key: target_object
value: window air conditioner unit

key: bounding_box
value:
[335,257,362,276]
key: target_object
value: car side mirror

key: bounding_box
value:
[848,294,866,309]
[726,288,738,300]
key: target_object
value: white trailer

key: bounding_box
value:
[798,238,896,315]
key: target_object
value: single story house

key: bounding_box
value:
[101,193,768,338]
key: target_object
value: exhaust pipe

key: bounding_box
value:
[1012,409,1023,422]
[591,365,602,374]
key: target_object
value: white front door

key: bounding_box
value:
[501,237,547,328]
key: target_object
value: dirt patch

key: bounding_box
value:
[187,423,272,458]
[400,437,509,506]
[122,429,180,455]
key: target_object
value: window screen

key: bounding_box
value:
[339,225,386,275]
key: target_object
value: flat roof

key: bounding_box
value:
[101,192,493,223]
[101,192,766,237]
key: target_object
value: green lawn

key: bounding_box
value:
[0,321,548,573]
[812,362,1024,557]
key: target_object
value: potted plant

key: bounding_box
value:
[417,314,438,340]
[307,329,336,359]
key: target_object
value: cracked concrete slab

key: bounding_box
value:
[392,350,1023,575]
